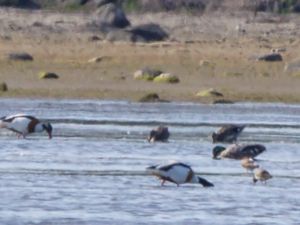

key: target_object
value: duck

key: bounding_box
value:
[212,124,245,143]
[241,157,259,173]
[0,114,52,139]
[147,125,170,142]
[146,161,214,187]
[212,143,266,160]
[253,168,272,184]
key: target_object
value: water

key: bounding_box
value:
[0,99,300,225]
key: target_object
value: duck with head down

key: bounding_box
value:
[146,161,214,187]
[253,168,272,184]
[147,125,170,142]
[212,124,245,143]
[0,114,53,139]
[212,143,266,160]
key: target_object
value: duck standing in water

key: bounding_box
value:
[0,114,52,139]
[147,125,170,142]
[212,143,266,160]
[212,125,245,143]
[241,157,259,173]
[146,162,214,187]
[253,168,272,184]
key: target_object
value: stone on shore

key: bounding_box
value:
[8,52,33,61]
[196,88,224,98]
[134,68,163,81]
[0,82,8,92]
[153,73,180,83]
[39,72,59,79]
[257,53,283,62]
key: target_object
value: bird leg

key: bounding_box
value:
[161,180,165,186]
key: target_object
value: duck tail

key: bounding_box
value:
[198,177,214,187]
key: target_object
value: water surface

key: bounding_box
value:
[0,99,299,224]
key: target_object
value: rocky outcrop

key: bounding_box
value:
[94,2,130,29]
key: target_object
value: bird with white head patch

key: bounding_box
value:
[0,114,52,139]
[146,161,214,187]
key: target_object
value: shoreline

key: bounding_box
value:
[1,9,300,104]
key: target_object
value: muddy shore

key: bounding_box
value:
[0,8,300,103]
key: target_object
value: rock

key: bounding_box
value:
[8,52,33,61]
[133,68,163,81]
[199,60,215,68]
[212,99,234,104]
[0,82,8,92]
[139,93,160,102]
[153,73,180,83]
[196,88,224,98]
[94,2,130,29]
[138,93,168,103]
[39,72,59,79]
[88,56,111,63]
[257,53,283,62]
[87,35,102,42]
[130,23,169,42]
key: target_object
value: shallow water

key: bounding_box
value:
[0,99,300,225]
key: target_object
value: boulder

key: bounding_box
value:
[94,2,130,29]
[130,23,168,42]
[39,72,59,79]
[257,53,283,62]
[196,88,224,98]
[153,73,180,83]
[8,52,33,61]
[0,82,8,92]
[133,68,163,81]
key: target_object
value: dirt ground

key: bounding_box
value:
[0,8,300,103]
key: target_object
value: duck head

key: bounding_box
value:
[212,132,218,143]
[212,146,226,159]
[147,130,157,142]
[42,122,53,139]
[198,177,214,187]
